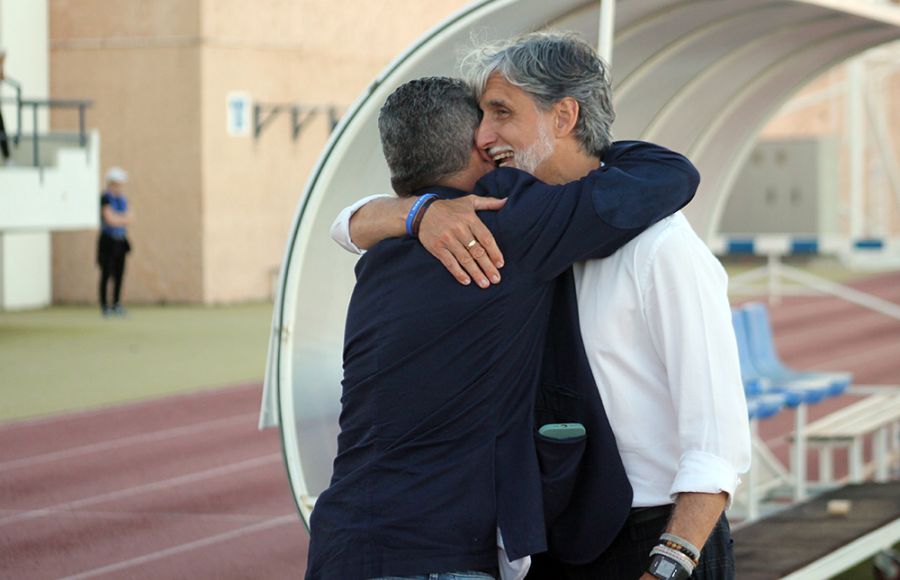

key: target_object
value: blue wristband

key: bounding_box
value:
[405,193,439,237]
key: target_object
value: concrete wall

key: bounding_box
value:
[758,48,900,238]
[50,0,206,303]
[50,0,469,305]
[0,132,99,231]
[197,0,470,303]
[0,232,51,310]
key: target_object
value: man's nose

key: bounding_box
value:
[475,120,496,150]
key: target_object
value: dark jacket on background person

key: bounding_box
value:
[96,190,130,265]
[305,141,700,580]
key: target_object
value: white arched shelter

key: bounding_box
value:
[258,0,900,526]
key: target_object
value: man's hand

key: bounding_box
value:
[418,195,506,288]
[638,492,727,579]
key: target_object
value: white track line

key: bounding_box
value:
[0,453,281,528]
[0,382,259,433]
[0,412,257,472]
[60,514,297,580]
[0,508,273,524]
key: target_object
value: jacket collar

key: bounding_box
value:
[409,184,470,201]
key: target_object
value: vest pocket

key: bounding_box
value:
[535,431,587,524]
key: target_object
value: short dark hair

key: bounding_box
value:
[378,77,480,196]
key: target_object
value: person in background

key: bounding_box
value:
[97,167,132,317]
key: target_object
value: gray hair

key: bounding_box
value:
[461,31,615,157]
[378,77,480,196]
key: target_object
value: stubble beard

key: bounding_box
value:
[515,118,555,176]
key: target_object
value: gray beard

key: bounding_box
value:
[514,121,555,175]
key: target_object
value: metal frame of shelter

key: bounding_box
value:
[258,0,900,529]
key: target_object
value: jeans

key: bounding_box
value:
[370,572,496,580]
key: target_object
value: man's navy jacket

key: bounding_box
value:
[305,141,700,580]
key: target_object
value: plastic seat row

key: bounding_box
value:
[731,302,855,512]
[732,302,852,420]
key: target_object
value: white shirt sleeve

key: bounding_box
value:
[642,225,752,506]
[329,194,394,255]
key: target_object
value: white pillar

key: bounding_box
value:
[598,0,616,67]
[0,231,52,310]
[847,60,866,240]
[792,403,807,500]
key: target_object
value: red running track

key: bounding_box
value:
[739,270,900,481]
[0,271,897,578]
[0,384,308,579]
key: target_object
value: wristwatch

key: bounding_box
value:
[647,553,691,580]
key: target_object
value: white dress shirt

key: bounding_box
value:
[329,194,391,255]
[573,212,750,506]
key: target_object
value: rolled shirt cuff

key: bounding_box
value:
[328,193,393,255]
[669,450,743,508]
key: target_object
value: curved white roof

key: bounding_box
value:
[258,0,900,525]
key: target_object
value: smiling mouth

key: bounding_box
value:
[491,151,514,167]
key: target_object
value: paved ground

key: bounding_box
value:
[0,303,272,421]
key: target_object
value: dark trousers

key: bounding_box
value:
[98,239,127,308]
[0,109,9,160]
[527,505,735,580]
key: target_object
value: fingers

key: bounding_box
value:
[462,195,505,269]
[448,239,491,288]
[469,217,504,270]
[468,241,500,286]
[470,196,507,211]
[418,197,506,288]
[434,247,473,286]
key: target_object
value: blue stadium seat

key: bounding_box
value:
[737,304,832,404]
[741,302,851,398]
[747,393,789,420]
[732,309,790,418]
[732,308,803,408]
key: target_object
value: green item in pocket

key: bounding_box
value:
[538,422,586,440]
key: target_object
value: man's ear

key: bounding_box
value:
[553,97,579,137]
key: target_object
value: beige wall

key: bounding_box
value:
[759,49,900,237]
[197,0,469,303]
[51,0,899,305]
[51,0,204,303]
[50,0,469,304]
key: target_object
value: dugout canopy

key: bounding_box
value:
[258,0,900,526]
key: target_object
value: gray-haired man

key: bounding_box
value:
[333,32,750,580]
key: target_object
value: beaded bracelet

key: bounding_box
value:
[650,545,696,576]
[659,533,701,561]
[405,193,439,237]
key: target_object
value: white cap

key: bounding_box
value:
[105,166,128,184]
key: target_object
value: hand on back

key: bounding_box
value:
[418,195,506,288]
